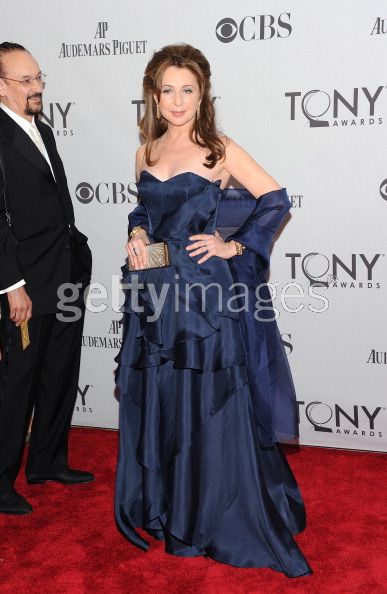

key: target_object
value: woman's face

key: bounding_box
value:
[156,66,201,128]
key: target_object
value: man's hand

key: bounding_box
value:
[7,287,32,326]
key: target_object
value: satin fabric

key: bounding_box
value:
[115,172,311,577]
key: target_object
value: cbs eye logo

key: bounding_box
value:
[216,18,238,43]
[380,179,387,201]
[76,182,94,204]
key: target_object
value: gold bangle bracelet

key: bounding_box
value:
[129,226,145,239]
[233,240,245,256]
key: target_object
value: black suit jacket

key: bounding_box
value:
[0,108,91,315]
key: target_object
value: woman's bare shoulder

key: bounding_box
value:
[221,136,281,196]
[136,144,146,161]
[135,144,146,176]
[218,133,231,148]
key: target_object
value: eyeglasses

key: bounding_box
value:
[0,73,47,87]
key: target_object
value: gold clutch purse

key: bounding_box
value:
[128,241,170,271]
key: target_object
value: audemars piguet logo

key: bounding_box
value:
[289,193,303,208]
[58,22,147,58]
[82,319,123,349]
[370,17,387,35]
[366,350,387,364]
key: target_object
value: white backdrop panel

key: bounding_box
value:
[1,0,386,450]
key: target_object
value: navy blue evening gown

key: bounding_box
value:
[115,171,312,577]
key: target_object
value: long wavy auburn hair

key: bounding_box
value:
[140,43,225,169]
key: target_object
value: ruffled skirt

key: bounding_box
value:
[115,265,312,577]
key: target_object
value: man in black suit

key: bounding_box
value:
[0,42,93,515]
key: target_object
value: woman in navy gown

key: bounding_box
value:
[115,43,312,578]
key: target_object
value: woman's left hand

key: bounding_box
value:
[186,230,236,264]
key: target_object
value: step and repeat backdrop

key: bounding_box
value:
[1,1,386,451]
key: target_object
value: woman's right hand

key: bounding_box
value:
[126,229,149,270]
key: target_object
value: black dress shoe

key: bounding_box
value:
[0,491,33,515]
[27,468,95,485]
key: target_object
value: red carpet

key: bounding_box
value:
[0,428,386,594]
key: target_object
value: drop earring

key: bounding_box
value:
[196,103,200,119]
[156,103,161,120]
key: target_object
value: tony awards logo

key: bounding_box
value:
[40,102,74,136]
[286,252,383,289]
[297,400,384,439]
[285,86,385,128]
